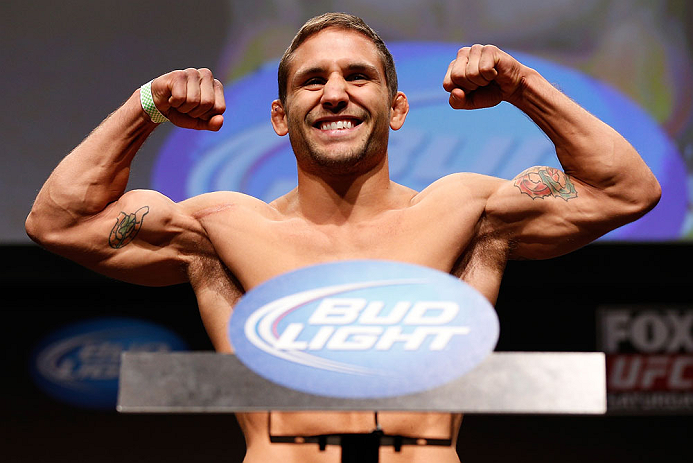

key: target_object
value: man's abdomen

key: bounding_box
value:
[237,411,462,463]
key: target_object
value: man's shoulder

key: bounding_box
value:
[179,191,276,220]
[412,172,505,205]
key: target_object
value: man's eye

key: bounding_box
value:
[304,77,325,86]
[347,73,368,81]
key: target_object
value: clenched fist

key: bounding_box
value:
[443,44,525,110]
[148,68,226,131]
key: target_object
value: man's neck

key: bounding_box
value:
[287,155,410,224]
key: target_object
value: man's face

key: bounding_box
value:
[273,28,400,175]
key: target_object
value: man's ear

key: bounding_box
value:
[271,100,288,136]
[389,92,409,131]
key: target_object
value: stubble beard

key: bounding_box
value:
[289,112,391,176]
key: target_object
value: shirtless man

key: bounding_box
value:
[26,12,660,463]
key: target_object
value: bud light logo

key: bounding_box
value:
[30,317,188,410]
[229,260,499,398]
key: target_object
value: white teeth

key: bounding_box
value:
[320,120,354,130]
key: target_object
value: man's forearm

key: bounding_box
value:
[507,67,660,204]
[26,68,226,245]
[27,90,158,233]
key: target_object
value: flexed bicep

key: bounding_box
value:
[485,166,620,260]
[34,189,208,286]
[444,44,660,256]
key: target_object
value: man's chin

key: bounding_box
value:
[305,153,369,175]
[290,130,388,175]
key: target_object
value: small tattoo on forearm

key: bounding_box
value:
[513,167,577,201]
[109,206,149,249]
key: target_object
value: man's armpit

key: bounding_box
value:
[108,206,149,249]
[512,166,578,201]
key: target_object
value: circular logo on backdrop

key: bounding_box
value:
[30,317,188,410]
[229,260,499,398]
[153,42,687,240]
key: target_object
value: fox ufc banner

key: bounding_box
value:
[599,306,693,414]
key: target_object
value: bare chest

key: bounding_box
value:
[206,211,472,291]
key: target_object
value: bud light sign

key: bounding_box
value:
[229,260,499,398]
[30,317,188,410]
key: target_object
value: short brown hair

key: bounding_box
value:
[277,12,398,104]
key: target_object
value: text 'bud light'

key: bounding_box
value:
[229,260,499,398]
[30,317,188,410]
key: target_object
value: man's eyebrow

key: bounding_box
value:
[345,62,380,75]
[293,66,326,81]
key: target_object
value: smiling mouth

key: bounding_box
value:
[315,119,362,131]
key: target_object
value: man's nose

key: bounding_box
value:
[321,75,348,112]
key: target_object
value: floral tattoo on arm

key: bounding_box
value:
[513,167,578,201]
[108,206,149,249]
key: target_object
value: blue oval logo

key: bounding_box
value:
[30,317,188,410]
[229,260,499,398]
[153,42,687,241]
